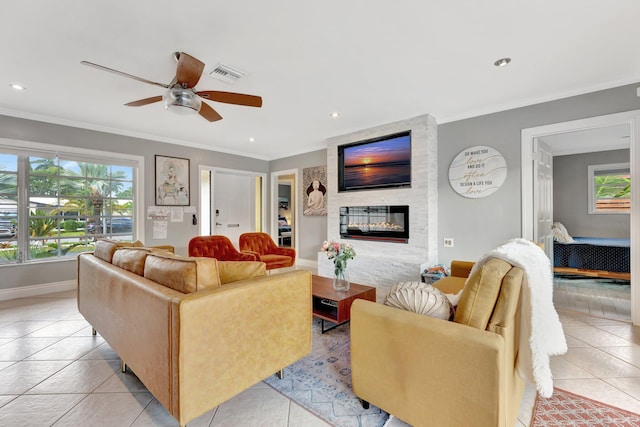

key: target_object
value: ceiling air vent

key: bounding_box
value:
[207,63,246,84]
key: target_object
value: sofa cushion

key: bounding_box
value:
[217,261,266,284]
[112,247,153,276]
[453,258,513,329]
[144,253,222,293]
[384,282,453,320]
[111,246,174,276]
[93,239,135,263]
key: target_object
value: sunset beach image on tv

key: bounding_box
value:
[339,131,411,191]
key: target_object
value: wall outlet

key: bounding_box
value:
[444,238,454,247]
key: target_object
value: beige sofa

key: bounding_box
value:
[351,258,525,427]
[77,240,312,427]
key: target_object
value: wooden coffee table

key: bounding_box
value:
[312,275,376,333]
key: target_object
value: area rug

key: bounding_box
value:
[531,387,640,426]
[264,318,389,427]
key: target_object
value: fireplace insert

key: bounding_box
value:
[339,205,409,243]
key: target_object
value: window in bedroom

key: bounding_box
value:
[0,142,140,265]
[588,162,630,214]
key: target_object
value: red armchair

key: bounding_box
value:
[239,232,296,270]
[188,235,258,261]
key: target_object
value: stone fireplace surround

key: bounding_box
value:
[318,114,438,302]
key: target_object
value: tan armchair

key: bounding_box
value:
[351,257,525,427]
[239,232,296,270]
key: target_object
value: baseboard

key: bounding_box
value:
[0,280,76,301]
[295,258,318,269]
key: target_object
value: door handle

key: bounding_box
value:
[215,222,222,226]
[228,224,240,227]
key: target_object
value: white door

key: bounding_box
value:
[533,138,554,261]
[212,171,255,245]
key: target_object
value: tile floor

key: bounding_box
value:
[553,275,631,322]
[1,288,640,426]
[0,290,330,427]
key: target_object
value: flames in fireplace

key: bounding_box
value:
[348,222,404,232]
[340,205,409,243]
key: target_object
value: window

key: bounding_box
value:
[0,142,140,265]
[588,162,630,214]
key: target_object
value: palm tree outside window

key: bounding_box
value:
[0,150,136,265]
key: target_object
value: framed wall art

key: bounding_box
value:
[448,145,507,199]
[155,155,190,206]
[303,165,327,216]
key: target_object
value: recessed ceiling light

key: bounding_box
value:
[249,137,255,142]
[330,112,340,118]
[9,83,26,90]
[494,57,511,67]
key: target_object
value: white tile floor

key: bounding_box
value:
[0,290,330,427]
[1,288,639,427]
[553,275,631,322]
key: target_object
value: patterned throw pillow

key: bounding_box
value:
[384,282,454,320]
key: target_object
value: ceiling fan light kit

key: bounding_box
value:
[81,52,262,123]
[164,87,202,115]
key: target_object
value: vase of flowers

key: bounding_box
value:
[321,240,356,292]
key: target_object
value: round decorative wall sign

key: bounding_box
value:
[448,145,507,198]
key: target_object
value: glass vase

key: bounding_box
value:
[333,267,350,292]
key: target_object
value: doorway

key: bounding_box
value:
[521,110,640,325]
[271,169,298,250]
[199,166,266,246]
[277,177,294,248]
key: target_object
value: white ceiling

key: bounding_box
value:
[541,124,630,156]
[1,1,639,161]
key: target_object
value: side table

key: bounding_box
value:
[311,275,376,333]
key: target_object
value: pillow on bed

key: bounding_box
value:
[552,222,575,243]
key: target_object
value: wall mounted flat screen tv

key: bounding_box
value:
[338,130,411,192]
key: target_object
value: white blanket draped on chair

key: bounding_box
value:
[469,238,567,398]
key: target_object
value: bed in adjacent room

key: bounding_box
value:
[553,236,630,280]
[552,222,630,280]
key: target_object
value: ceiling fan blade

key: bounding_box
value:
[125,96,163,107]
[196,91,263,108]
[175,52,204,89]
[199,102,223,122]
[81,61,169,89]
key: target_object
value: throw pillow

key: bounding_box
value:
[93,239,135,263]
[144,253,222,293]
[112,247,151,276]
[552,222,575,243]
[384,281,454,320]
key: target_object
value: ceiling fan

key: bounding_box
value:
[81,52,262,122]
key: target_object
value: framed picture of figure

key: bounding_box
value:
[303,165,327,216]
[155,155,190,206]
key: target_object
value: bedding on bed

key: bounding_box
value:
[554,236,630,273]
